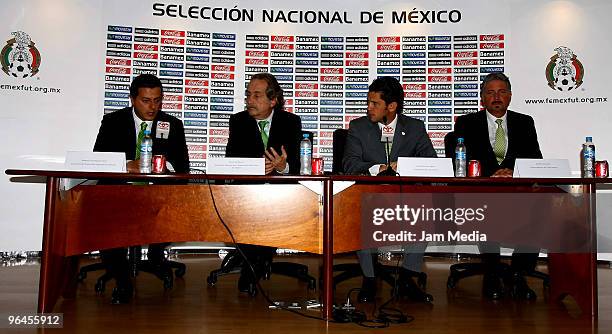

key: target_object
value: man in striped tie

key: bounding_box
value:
[453,72,543,300]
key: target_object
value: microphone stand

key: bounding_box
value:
[377,116,397,176]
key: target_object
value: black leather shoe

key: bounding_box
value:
[357,277,377,303]
[111,285,133,305]
[510,272,536,300]
[397,272,433,303]
[482,273,504,300]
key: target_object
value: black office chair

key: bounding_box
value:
[327,128,428,295]
[443,131,549,289]
[206,130,318,296]
[77,245,186,292]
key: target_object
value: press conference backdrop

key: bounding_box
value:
[1,0,611,254]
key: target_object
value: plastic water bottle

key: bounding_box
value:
[299,133,312,175]
[581,136,595,178]
[455,137,467,177]
[139,129,153,173]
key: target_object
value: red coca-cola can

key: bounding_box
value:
[595,160,609,178]
[152,155,166,174]
[468,160,481,177]
[311,157,324,175]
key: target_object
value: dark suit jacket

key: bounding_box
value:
[225,110,302,174]
[93,107,190,173]
[453,110,542,177]
[342,114,437,175]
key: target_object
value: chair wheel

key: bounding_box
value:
[207,275,217,286]
[307,279,316,290]
[77,271,87,282]
[447,276,457,289]
[175,266,186,278]
[248,284,257,297]
[417,273,427,289]
[94,280,105,293]
[163,276,173,290]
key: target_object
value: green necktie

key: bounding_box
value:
[493,119,506,164]
[135,122,148,160]
[258,120,269,148]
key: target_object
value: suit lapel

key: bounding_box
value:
[504,110,516,162]
[125,108,138,159]
[477,111,496,161]
[389,114,405,160]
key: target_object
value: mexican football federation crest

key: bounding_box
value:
[545,46,584,91]
[1,31,41,78]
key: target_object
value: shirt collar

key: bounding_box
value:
[378,113,398,131]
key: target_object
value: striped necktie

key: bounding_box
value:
[493,119,506,164]
[135,122,147,160]
[258,120,269,148]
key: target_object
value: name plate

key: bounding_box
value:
[64,151,126,172]
[513,159,571,178]
[397,157,453,177]
[207,158,265,175]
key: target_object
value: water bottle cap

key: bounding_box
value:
[303,133,309,139]
[586,136,592,142]
[457,137,464,143]
[144,129,151,135]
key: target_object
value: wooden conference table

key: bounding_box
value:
[4,169,602,321]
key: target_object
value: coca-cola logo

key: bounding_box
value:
[163,95,182,102]
[346,52,368,58]
[212,73,234,80]
[319,139,333,146]
[405,92,426,98]
[480,34,504,41]
[428,68,451,74]
[188,144,206,151]
[185,80,208,86]
[318,131,333,137]
[377,44,400,50]
[454,51,477,58]
[271,43,293,50]
[377,36,400,43]
[106,58,131,66]
[210,129,229,136]
[480,42,504,49]
[431,140,444,147]
[285,107,293,113]
[161,30,185,37]
[185,87,208,94]
[212,65,234,72]
[162,103,182,110]
[105,66,130,74]
[295,83,318,89]
[245,51,268,57]
[161,38,185,45]
[189,153,206,160]
[134,44,158,51]
[404,84,426,90]
[321,68,343,74]
[428,76,452,82]
[428,132,447,139]
[246,58,267,65]
[320,76,343,82]
[285,99,293,105]
[345,60,368,66]
[209,137,228,144]
[272,36,294,42]
[296,91,318,97]
[133,52,158,59]
[454,59,477,66]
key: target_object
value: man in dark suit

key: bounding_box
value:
[343,76,437,303]
[453,72,542,300]
[225,72,302,293]
[94,74,189,304]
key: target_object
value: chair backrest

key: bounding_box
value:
[332,128,348,174]
[443,131,457,159]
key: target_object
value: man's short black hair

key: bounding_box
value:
[249,72,285,113]
[480,72,511,97]
[130,74,163,98]
[368,76,404,114]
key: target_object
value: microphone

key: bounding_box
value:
[377,116,396,176]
